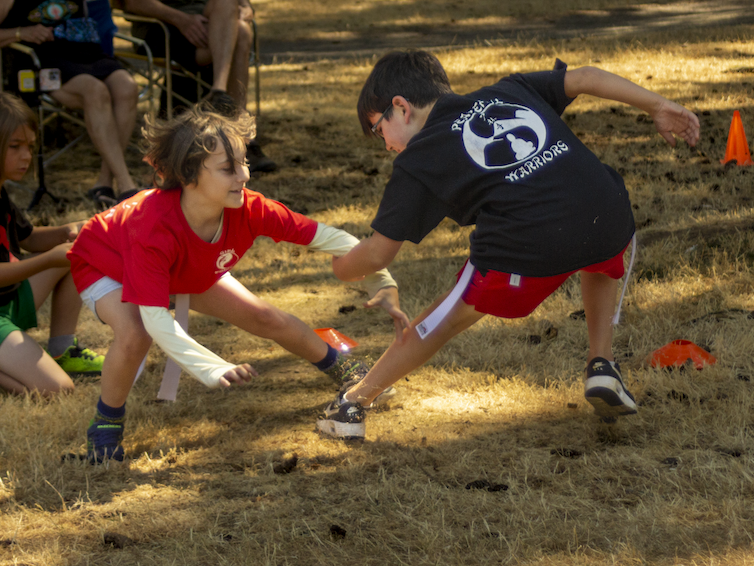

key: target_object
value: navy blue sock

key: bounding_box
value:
[96,397,126,421]
[313,344,339,371]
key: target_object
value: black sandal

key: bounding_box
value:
[86,186,117,207]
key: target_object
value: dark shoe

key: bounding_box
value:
[87,412,125,464]
[323,353,370,384]
[116,188,147,203]
[316,388,366,439]
[86,186,116,208]
[247,140,277,173]
[584,357,637,418]
[324,352,397,407]
[203,90,239,118]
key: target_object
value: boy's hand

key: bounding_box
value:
[219,363,258,387]
[65,221,86,241]
[363,286,411,341]
[652,100,700,147]
[48,242,74,266]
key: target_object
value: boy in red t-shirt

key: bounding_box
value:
[68,108,409,463]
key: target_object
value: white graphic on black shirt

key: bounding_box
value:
[453,99,567,174]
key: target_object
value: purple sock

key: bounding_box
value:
[313,344,339,371]
[96,397,125,420]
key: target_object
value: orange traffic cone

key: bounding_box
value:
[720,110,753,166]
[646,340,717,370]
[314,328,359,352]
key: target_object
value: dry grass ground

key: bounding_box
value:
[2,1,754,565]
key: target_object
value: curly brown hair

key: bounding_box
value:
[0,92,37,181]
[142,107,255,190]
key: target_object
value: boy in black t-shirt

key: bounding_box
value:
[316,51,700,439]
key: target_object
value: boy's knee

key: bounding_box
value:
[118,326,152,354]
[251,305,291,334]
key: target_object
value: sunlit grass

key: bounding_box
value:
[2,2,754,565]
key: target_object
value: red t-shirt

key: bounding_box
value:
[68,188,318,308]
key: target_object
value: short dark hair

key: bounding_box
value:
[141,107,255,190]
[0,92,37,180]
[357,50,453,136]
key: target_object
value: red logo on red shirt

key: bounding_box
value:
[215,249,239,273]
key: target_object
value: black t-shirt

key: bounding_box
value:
[0,187,34,297]
[371,65,636,277]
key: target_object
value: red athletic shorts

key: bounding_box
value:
[459,248,627,319]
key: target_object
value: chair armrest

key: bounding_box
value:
[5,42,41,69]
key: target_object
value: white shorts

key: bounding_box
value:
[79,272,234,322]
[80,276,122,322]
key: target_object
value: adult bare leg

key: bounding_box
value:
[189,276,328,363]
[227,20,251,107]
[103,71,139,193]
[196,0,239,91]
[51,75,137,193]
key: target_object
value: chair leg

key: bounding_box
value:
[27,150,59,210]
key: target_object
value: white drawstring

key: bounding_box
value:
[612,233,637,326]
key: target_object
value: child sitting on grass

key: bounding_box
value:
[0,92,104,395]
[67,107,408,463]
[317,51,700,439]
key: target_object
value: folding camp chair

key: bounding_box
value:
[0,33,156,209]
[111,1,262,120]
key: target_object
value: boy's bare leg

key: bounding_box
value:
[28,268,81,338]
[189,275,328,363]
[198,0,239,91]
[580,272,619,362]
[347,293,486,407]
[95,290,153,407]
[0,331,74,394]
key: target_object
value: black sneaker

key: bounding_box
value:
[316,389,366,439]
[584,357,638,418]
[341,377,397,408]
[203,90,239,118]
[87,412,125,464]
[247,140,277,173]
[323,353,370,384]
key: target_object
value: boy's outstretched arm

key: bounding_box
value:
[564,66,700,147]
[307,225,409,339]
[331,231,403,281]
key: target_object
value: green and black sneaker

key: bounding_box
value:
[53,338,104,376]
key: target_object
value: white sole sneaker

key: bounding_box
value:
[367,386,398,408]
[584,375,638,417]
[316,418,366,439]
[584,357,638,418]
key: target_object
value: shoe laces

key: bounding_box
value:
[70,345,100,361]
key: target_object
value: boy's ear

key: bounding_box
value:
[391,95,412,122]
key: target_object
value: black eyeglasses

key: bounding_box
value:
[370,104,393,138]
